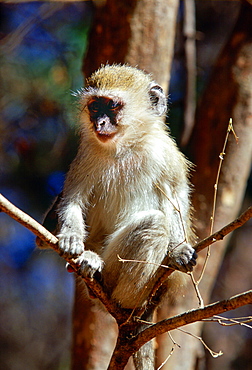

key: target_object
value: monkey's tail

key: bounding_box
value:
[132,309,155,370]
[133,340,154,370]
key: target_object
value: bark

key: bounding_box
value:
[181,0,197,147]
[83,0,179,89]
[72,281,117,370]
[157,1,252,368]
[77,1,180,368]
[185,1,252,368]
[74,0,252,369]
[190,0,252,289]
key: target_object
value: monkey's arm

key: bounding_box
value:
[157,167,197,273]
[35,190,86,255]
[35,193,61,249]
[56,156,90,257]
[57,191,104,277]
[57,200,85,257]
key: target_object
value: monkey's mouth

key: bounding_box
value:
[96,132,116,143]
[93,122,117,142]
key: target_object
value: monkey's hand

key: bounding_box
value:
[74,251,104,278]
[58,232,104,278]
[168,243,197,273]
[57,233,85,258]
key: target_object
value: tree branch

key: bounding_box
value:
[141,205,252,315]
[133,290,252,351]
[108,290,252,369]
[0,193,58,247]
[1,192,251,312]
[1,192,252,369]
[194,206,252,253]
[0,193,126,322]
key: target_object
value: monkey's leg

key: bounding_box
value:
[102,210,170,309]
[102,210,168,370]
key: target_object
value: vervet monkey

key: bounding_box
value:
[38,64,197,369]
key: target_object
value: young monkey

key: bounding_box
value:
[40,64,197,368]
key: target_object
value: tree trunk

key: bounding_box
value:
[71,280,117,370]
[187,1,252,368]
[157,1,252,369]
[73,0,252,369]
[190,0,252,292]
[83,0,179,89]
[74,1,180,369]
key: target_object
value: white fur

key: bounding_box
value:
[57,66,195,308]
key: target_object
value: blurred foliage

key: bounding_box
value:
[0,3,92,188]
[0,2,93,369]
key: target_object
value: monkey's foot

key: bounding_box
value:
[75,250,104,278]
[168,243,197,273]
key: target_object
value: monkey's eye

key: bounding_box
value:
[107,100,121,111]
[88,100,100,113]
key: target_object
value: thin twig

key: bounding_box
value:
[189,272,204,308]
[197,119,239,284]
[210,118,239,236]
[178,328,223,358]
[204,315,252,329]
[132,290,252,351]
[193,206,252,253]
[156,332,180,370]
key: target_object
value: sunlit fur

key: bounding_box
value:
[56,64,196,369]
[58,65,195,308]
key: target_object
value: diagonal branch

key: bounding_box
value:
[0,193,125,322]
[132,290,252,352]
[194,206,252,253]
[1,192,252,350]
[141,205,252,315]
[0,193,58,247]
[108,290,252,369]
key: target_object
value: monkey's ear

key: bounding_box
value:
[148,83,167,116]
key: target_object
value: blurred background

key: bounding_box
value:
[0,1,251,369]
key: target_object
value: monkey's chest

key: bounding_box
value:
[86,189,128,232]
[85,177,160,236]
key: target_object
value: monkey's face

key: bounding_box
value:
[78,65,167,146]
[87,96,124,143]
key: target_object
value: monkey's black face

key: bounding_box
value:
[87,97,124,143]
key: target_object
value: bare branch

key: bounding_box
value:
[2,191,251,262]
[132,290,252,352]
[0,193,58,247]
[203,315,252,329]
[108,290,252,369]
[0,193,125,323]
[1,192,252,367]
[194,206,252,253]
[1,192,252,319]
[178,328,223,358]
